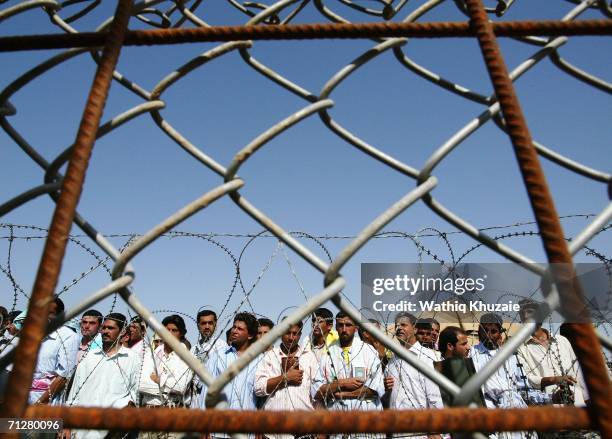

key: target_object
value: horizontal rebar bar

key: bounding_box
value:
[25,406,591,433]
[0,19,610,52]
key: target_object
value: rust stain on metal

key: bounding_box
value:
[0,0,134,421]
[0,20,610,52]
[464,0,612,436]
[25,406,591,433]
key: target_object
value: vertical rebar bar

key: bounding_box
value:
[0,0,133,420]
[464,0,612,436]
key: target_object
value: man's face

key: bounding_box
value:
[165,323,181,340]
[198,314,217,340]
[311,316,332,340]
[479,323,502,349]
[80,316,101,338]
[519,305,538,323]
[416,327,433,348]
[336,316,357,346]
[281,325,302,351]
[395,317,415,346]
[230,320,252,348]
[101,319,123,347]
[128,321,144,343]
[449,333,470,358]
[257,324,272,340]
[431,323,440,343]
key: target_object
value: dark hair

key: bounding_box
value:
[234,312,259,339]
[0,306,7,328]
[258,317,275,330]
[518,299,548,323]
[130,315,147,331]
[7,310,22,322]
[82,309,103,323]
[280,316,304,330]
[313,308,333,322]
[394,312,417,326]
[438,326,466,353]
[479,312,503,329]
[430,318,440,327]
[104,313,128,331]
[559,323,572,339]
[358,318,379,339]
[335,311,353,321]
[415,318,433,330]
[53,295,65,313]
[197,309,217,322]
[162,314,187,337]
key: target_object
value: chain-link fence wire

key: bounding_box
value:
[1,221,610,413]
[0,0,611,436]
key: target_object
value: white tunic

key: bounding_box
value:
[255,345,318,410]
[386,342,446,439]
[139,343,193,406]
[470,343,529,439]
[66,346,140,439]
[255,345,318,439]
[517,334,587,406]
[312,338,385,411]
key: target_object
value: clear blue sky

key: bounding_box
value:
[1,0,610,340]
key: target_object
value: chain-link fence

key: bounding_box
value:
[0,0,611,437]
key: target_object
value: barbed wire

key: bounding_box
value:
[0,0,610,436]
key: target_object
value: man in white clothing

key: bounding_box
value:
[255,320,318,439]
[192,309,227,363]
[77,309,103,363]
[305,308,338,363]
[516,300,587,406]
[126,316,148,364]
[65,313,140,439]
[385,312,444,439]
[30,295,80,404]
[189,309,227,405]
[139,314,193,408]
[313,311,385,411]
[470,313,529,439]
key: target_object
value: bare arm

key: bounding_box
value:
[315,378,364,402]
[36,376,66,404]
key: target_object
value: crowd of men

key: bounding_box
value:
[0,297,599,439]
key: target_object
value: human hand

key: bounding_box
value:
[384,376,394,391]
[285,368,304,386]
[339,378,364,391]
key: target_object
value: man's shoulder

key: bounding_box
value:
[358,340,380,358]
[117,346,141,363]
[56,325,79,339]
[551,333,575,353]
[470,343,488,356]
[297,346,319,362]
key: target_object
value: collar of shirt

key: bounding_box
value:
[473,343,495,356]
[223,345,239,356]
[408,340,422,355]
[91,345,132,360]
[275,344,304,357]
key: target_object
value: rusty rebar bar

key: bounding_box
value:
[0,0,133,420]
[0,19,610,52]
[25,406,591,433]
[464,0,612,436]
